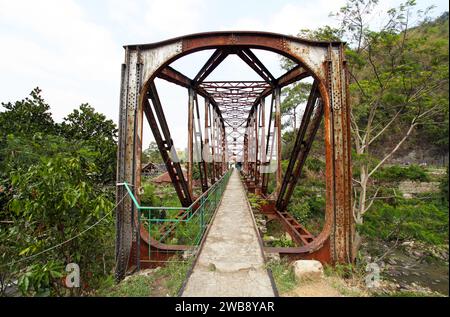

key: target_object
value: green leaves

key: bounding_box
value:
[0,89,118,296]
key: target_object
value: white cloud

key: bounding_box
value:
[0,0,121,122]
[143,0,206,38]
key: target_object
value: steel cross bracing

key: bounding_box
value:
[115,32,354,282]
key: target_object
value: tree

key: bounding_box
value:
[59,104,118,184]
[331,0,448,224]
[3,135,114,296]
[281,82,312,131]
[0,87,56,141]
[0,90,118,296]
[142,141,163,164]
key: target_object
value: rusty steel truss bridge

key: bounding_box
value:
[115,31,354,282]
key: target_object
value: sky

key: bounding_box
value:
[0,0,448,149]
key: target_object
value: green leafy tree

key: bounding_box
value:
[59,104,117,184]
[281,82,312,131]
[332,1,449,224]
[0,87,56,140]
[142,141,163,164]
[0,90,118,296]
[2,135,114,296]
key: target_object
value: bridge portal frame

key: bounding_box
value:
[115,31,354,281]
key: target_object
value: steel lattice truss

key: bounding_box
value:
[116,32,353,281]
[199,81,271,159]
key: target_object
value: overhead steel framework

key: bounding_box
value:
[115,31,354,281]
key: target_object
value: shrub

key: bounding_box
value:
[305,157,325,172]
[140,183,156,206]
[360,200,449,244]
[373,164,429,182]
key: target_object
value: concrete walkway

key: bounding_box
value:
[181,169,276,297]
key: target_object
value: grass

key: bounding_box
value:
[372,290,445,297]
[97,256,194,297]
[97,274,155,297]
[265,259,297,294]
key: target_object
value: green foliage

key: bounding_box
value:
[270,236,295,248]
[98,274,155,297]
[266,259,297,294]
[18,261,64,296]
[287,178,326,235]
[373,164,430,182]
[247,193,267,210]
[140,183,156,206]
[5,136,115,295]
[440,167,448,204]
[142,141,163,164]
[0,88,56,140]
[98,256,193,297]
[305,157,325,172]
[59,104,117,184]
[360,199,449,244]
[0,88,118,296]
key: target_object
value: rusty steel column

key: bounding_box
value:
[257,98,266,190]
[115,49,143,281]
[221,125,226,174]
[187,87,194,196]
[254,103,259,188]
[274,86,282,196]
[243,133,248,175]
[204,98,213,185]
[326,44,354,263]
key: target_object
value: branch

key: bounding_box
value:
[348,71,368,98]
[364,108,402,149]
[368,119,417,178]
[362,187,381,215]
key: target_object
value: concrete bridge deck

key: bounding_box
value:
[181,169,276,297]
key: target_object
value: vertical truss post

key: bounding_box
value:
[204,98,215,185]
[261,94,274,195]
[187,88,194,197]
[254,103,259,187]
[211,107,217,182]
[115,49,143,281]
[274,86,282,197]
[194,93,208,192]
[221,125,226,174]
[326,45,354,263]
[257,98,266,190]
[243,133,248,175]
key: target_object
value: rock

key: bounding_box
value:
[183,249,197,259]
[402,241,415,247]
[284,233,292,241]
[208,263,216,271]
[387,258,397,265]
[263,235,276,242]
[265,252,280,261]
[292,260,324,281]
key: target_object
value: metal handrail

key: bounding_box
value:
[117,169,231,222]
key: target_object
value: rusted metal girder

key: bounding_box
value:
[145,83,193,207]
[116,32,353,281]
[276,81,321,211]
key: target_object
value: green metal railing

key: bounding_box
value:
[118,169,231,261]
